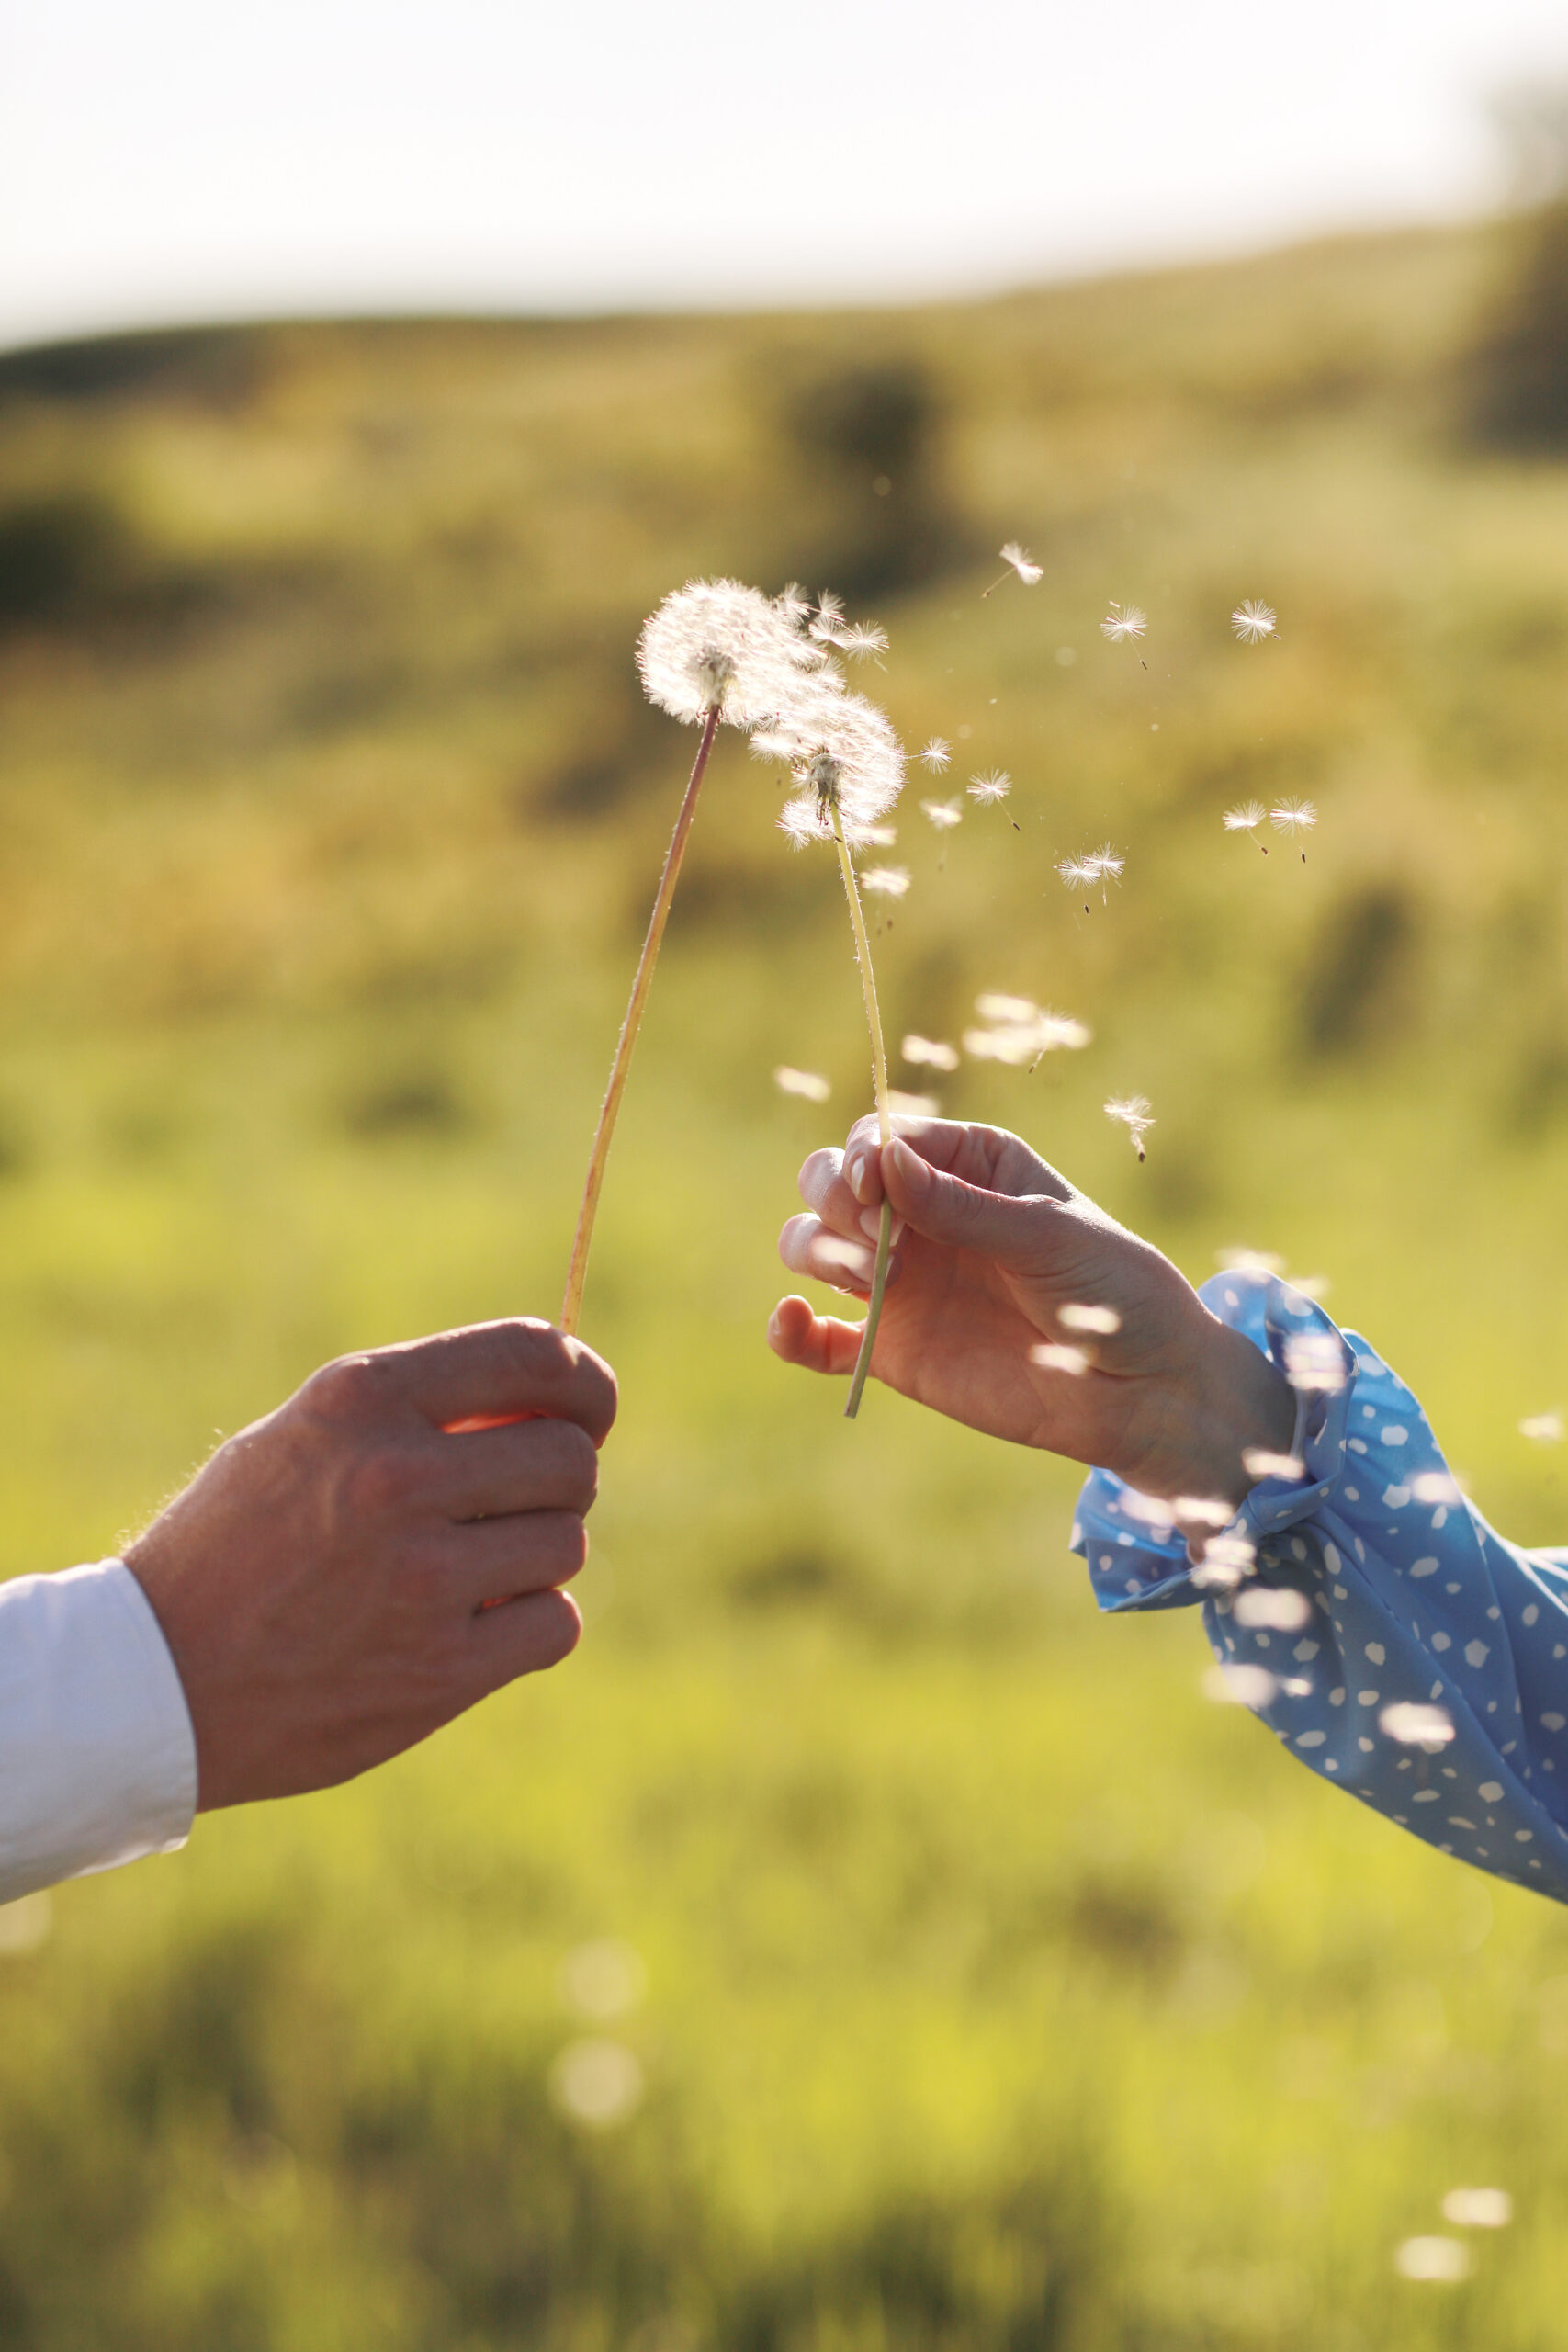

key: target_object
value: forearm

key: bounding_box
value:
[0,1562,197,1902]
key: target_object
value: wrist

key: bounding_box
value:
[1157,1312,1295,1510]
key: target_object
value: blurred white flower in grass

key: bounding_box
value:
[1223,800,1269,852]
[773,1067,831,1103]
[1059,1303,1121,1334]
[1234,1587,1314,1632]
[918,737,952,773]
[860,865,910,899]
[1030,1341,1089,1375]
[1104,1095,1154,1160]
[1380,1702,1456,1748]
[1244,1447,1306,1481]
[1231,599,1278,645]
[887,1090,941,1118]
[983,541,1043,595]
[1520,1412,1564,1442]
[901,1035,959,1071]
[559,1938,647,2021]
[1269,797,1316,859]
[967,770,1011,804]
[1100,602,1146,644]
[1202,1662,1279,1708]
[1283,1330,1346,1392]
[920,798,963,831]
[0,1893,51,1956]
[550,2039,644,2130]
[1441,2188,1512,2229]
[1395,2238,1471,2284]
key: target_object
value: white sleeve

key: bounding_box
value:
[0,1561,198,1902]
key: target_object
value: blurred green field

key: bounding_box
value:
[6,217,1568,2346]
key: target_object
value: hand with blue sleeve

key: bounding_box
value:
[773,1114,1568,1905]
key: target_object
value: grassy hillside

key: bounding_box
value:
[4,219,1568,2346]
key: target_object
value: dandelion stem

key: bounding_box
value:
[830,807,892,1419]
[560,704,722,1335]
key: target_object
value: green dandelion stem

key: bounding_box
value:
[561,703,722,1337]
[830,806,892,1420]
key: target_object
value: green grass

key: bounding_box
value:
[5,219,1568,2344]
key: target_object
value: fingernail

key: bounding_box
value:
[890,1136,931,1195]
[859,1206,883,1242]
[846,1152,870,1202]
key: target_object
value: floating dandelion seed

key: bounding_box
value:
[982,540,1043,596]
[901,1035,960,1072]
[1193,1532,1257,1589]
[1232,599,1278,644]
[919,738,952,773]
[773,1066,831,1103]
[1175,1496,1235,1530]
[1059,1303,1121,1335]
[1411,1470,1465,1503]
[1224,800,1269,854]
[1243,1447,1306,1482]
[964,1010,1091,1065]
[1217,1246,1285,1275]
[920,798,963,831]
[837,622,889,662]
[1105,1095,1154,1160]
[976,991,1038,1023]
[887,1089,941,1118]
[1441,2189,1512,2230]
[1270,797,1316,860]
[1202,1662,1279,1708]
[1283,1330,1345,1392]
[846,821,897,848]
[1089,843,1124,886]
[1234,1587,1314,1632]
[1396,2238,1471,2284]
[1100,602,1147,644]
[861,865,910,898]
[563,579,831,1331]
[1380,1702,1455,1748]
[1520,1412,1564,1442]
[1030,1341,1089,1375]
[967,770,1011,804]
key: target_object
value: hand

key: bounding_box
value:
[771,1115,1292,1503]
[125,1319,616,1811]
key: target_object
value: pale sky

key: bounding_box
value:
[3,0,1568,350]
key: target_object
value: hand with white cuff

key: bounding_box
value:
[770,1114,1292,1507]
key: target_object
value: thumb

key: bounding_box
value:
[880,1134,1054,1264]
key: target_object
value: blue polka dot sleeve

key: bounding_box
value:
[1071,1268,1568,1904]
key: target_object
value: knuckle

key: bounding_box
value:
[301,1351,391,1425]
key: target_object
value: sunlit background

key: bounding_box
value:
[7,3,1568,2346]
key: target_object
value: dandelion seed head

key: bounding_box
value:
[1059,1303,1121,1334]
[1269,797,1317,837]
[1100,602,1147,643]
[1380,1701,1455,1748]
[999,541,1043,585]
[861,865,910,899]
[773,1066,831,1102]
[1105,1096,1154,1158]
[1232,599,1278,645]
[967,770,1012,804]
[902,1035,961,1072]
[639,578,823,727]
[1224,801,1268,832]
[919,737,952,773]
[1030,1341,1089,1375]
[921,797,963,831]
[761,672,906,834]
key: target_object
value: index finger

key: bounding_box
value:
[368,1320,618,1444]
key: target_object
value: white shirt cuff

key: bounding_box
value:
[0,1560,197,1902]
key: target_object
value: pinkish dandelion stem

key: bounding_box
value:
[561,704,722,1335]
[829,807,892,1420]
